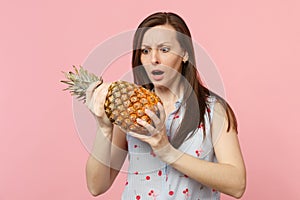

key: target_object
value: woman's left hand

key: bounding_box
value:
[128,102,170,152]
[129,103,182,164]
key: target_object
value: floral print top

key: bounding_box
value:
[121,96,220,200]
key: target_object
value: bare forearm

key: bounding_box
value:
[157,145,246,198]
[86,127,113,196]
[173,155,245,198]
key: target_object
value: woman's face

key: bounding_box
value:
[140,24,187,88]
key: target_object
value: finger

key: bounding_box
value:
[145,109,160,125]
[136,118,155,135]
[157,102,166,121]
[86,80,103,96]
[127,131,151,140]
[145,109,163,132]
[86,80,102,104]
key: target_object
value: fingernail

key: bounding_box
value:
[95,81,102,88]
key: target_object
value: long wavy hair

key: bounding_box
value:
[132,12,237,148]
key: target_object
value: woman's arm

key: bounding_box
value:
[86,125,128,196]
[84,81,128,196]
[130,102,246,198]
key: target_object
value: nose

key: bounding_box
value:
[151,50,160,65]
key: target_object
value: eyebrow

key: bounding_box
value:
[141,42,172,47]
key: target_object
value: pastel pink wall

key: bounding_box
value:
[1,1,299,199]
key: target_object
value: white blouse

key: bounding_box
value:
[121,96,220,200]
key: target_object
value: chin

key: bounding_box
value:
[152,81,172,90]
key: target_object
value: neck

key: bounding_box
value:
[154,79,184,104]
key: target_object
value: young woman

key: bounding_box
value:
[85,12,246,199]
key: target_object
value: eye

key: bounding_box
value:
[160,47,170,53]
[141,48,150,55]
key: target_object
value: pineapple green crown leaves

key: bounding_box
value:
[61,65,102,102]
[61,65,163,134]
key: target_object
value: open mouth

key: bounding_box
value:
[151,70,164,81]
[151,70,164,75]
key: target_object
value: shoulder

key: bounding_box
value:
[205,95,223,118]
[206,94,238,131]
[208,94,238,133]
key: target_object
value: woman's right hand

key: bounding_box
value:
[85,81,113,133]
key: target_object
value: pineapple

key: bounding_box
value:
[61,65,162,134]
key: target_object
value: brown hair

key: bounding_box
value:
[132,12,237,148]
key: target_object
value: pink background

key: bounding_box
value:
[1,0,299,199]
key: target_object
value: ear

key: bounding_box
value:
[183,51,189,63]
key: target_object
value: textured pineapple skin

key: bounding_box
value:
[104,81,162,135]
[61,66,162,135]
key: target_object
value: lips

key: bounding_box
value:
[151,70,164,75]
[151,70,164,81]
